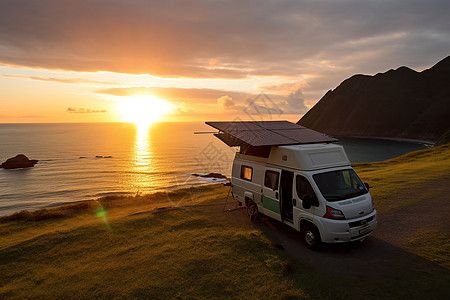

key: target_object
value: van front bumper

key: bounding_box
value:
[315,210,377,243]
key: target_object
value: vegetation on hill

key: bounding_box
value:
[298,56,450,141]
[436,129,450,146]
[354,143,450,215]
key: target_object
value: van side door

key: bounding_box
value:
[293,174,319,227]
[262,168,282,221]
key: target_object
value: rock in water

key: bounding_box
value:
[192,173,227,179]
[0,154,38,169]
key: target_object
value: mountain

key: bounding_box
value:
[298,56,450,142]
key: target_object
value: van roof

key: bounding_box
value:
[238,143,350,170]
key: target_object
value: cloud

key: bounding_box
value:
[284,89,308,114]
[261,81,311,94]
[2,74,120,85]
[67,107,107,113]
[97,86,254,104]
[97,85,314,118]
[0,0,448,81]
[217,95,236,110]
[97,86,296,116]
[242,94,285,117]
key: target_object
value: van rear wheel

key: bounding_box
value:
[301,224,321,250]
[246,200,258,222]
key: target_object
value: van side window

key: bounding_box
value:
[240,165,253,181]
[296,175,318,206]
[264,170,279,190]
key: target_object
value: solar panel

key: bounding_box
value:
[206,121,337,147]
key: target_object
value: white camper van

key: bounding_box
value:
[206,121,377,249]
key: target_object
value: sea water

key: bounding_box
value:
[0,122,428,215]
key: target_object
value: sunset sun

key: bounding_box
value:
[117,95,175,126]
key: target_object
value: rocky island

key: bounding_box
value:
[0,154,38,169]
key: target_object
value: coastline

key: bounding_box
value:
[0,182,228,219]
[333,135,435,147]
[0,134,431,217]
[0,167,230,217]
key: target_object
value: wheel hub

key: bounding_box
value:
[305,231,315,245]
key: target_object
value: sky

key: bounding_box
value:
[0,0,449,123]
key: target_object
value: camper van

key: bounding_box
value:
[205,121,377,249]
[231,143,377,249]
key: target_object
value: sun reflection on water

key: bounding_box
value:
[128,123,155,193]
[134,124,152,167]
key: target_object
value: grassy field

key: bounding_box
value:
[354,143,450,270]
[353,142,450,215]
[1,144,449,299]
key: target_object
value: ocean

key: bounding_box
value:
[0,122,428,215]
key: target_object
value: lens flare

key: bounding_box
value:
[96,207,111,230]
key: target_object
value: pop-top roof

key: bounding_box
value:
[205,121,337,147]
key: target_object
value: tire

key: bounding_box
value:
[246,200,258,222]
[301,224,321,250]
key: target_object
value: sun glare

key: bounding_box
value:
[118,95,174,126]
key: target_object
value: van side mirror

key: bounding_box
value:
[364,182,370,191]
[302,194,312,209]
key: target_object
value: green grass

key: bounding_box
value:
[1,144,450,299]
[0,185,313,299]
[408,229,450,269]
[353,143,450,214]
[0,190,312,299]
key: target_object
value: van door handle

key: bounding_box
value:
[275,192,279,199]
[293,199,296,206]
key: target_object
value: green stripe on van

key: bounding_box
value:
[263,196,280,214]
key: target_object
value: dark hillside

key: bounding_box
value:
[298,56,450,141]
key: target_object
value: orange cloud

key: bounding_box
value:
[97,87,253,104]
[67,107,107,113]
[217,95,236,111]
[0,0,448,84]
[97,86,309,114]
[2,74,120,85]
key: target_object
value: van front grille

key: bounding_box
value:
[349,216,374,228]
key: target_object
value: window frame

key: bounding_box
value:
[240,165,253,181]
[296,174,319,207]
[264,170,280,190]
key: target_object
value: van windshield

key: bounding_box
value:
[313,169,368,202]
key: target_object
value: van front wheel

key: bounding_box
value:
[301,224,321,250]
[246,200,258,222]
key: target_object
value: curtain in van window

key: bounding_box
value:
[240,166,253,181]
